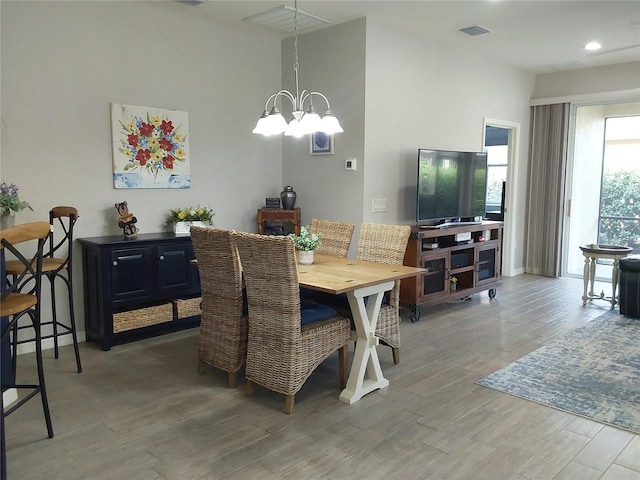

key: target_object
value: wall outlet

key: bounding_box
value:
[372,198,387,212]
[345,158,357,171]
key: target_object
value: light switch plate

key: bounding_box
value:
[372,198,387,212]
[345,158,357,171]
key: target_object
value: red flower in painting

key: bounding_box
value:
[162,155,175,170]
[139,122,154,137]
[160,120,174,135]
[159,138,173,152]
[135,149,151,166]
[127,133,138,147]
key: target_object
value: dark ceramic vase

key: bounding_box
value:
[280,186,297,210]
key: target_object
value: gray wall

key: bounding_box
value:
[1,1,283,237]
[533,62,640,100]
[281,17,536,263]
[281,18,366,231]
[1,1,283,346]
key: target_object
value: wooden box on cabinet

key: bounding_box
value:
[257,208,301,236]
[78,232,201,350]
[400,221,503,321]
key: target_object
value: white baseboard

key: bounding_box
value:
[503,267,525,277]
[15,331,86,356]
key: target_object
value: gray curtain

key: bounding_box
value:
[525,103,570,277]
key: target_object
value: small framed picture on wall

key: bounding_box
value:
[309,132,334,155]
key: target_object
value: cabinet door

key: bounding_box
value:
[157,243,198,294]
[421,250,450,299]
[110,247,155,302]
[476,241,499,286]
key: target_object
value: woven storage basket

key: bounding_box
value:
[112,303,174,333]
[174,297,202,319]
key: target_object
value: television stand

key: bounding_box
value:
[401,221,503,322]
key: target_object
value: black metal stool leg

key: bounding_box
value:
[65,274,82,373]
[33,312,54,439]
[1,386,6,480]
[49,276,59,359]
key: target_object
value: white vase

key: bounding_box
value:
[173,221,206,235]
[298,250,314,265]
[140,167,171,184]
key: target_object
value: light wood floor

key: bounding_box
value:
[5,274,640,479]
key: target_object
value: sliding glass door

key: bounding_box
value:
[563,103,640,280]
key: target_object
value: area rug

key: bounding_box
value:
[477,311,640,434]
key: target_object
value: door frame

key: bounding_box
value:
[483,117,521,277]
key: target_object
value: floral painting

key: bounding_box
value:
[111,103,190,189]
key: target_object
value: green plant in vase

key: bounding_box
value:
[289,225,321,264]
[1,181,32,229]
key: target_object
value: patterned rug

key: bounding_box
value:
[477,311,640,434]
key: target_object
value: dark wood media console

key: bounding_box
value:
[400,221,503,321]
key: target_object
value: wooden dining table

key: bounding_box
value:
[297,254,426,404]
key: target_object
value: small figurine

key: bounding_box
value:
[115,201,139,238]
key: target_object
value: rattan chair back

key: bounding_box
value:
[190,226,247,388]
[310,218,355,258]
[233,231,350,413]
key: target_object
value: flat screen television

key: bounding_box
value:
[416,148,488,226]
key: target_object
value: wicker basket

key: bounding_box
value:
[112,303,174,333]
[174,297,202,319]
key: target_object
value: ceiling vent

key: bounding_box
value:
[459,25,492,37]
[244,5,332,33]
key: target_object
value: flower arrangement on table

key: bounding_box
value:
[0,181,32,217]
[118,113,187,179]
[167,206,215,225]
[289,225,321,251]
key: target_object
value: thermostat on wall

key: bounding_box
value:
[345,158,357,171]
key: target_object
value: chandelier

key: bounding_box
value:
[252,0,343,137]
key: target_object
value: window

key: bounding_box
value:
[598,115,640,253]
[485,144,508,215]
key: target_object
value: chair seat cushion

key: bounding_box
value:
[301,290,389,314]
[300,299,338,325]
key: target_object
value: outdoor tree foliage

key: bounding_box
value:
[599,169,640,251]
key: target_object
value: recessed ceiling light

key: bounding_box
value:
[585,41,602,51]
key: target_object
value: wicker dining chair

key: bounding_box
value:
[357,223,411,365]
[190,226,247,388]
[233,231,351,414]
[310,218,355,258]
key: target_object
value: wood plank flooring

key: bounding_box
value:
[5,274,640,479]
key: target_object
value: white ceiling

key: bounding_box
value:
[162,0,640,75]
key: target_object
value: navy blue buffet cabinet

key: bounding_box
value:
[78,232,201,350]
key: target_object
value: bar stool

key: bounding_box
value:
[6,206,82,373]
[1,222,55,479]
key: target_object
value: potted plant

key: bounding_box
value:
[450,276,458,291]
[0,181,32,229]
[289,225,321,264]
[167,206,214,235]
